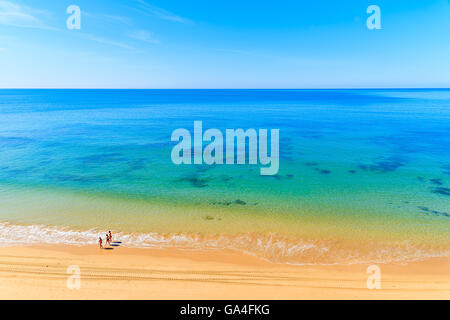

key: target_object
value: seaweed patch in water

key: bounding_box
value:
[212,200,232,206]
[431,187,450,196]
[313,168,331,175]
[211,199,247,206]
[358,157,405,173]
[418,206,450,217]
[429,178,443,186]
[348,170,357,174]
[176,175,209,188]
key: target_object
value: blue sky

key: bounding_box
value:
[0,0,449,88]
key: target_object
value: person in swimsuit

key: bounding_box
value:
[98,237,103,249]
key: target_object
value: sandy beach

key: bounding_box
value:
[0,245,448,300]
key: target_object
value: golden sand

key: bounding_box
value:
[0,245,449,300]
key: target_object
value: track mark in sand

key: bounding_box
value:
[0,256,292,281]
[0,256,334,288]
[2,255,447,292]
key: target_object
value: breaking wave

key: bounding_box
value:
[0,221,448,265]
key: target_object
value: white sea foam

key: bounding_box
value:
[0,221,448,265]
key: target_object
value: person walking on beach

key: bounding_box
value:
[98,237,103,249]
[108,231,112,243]
[106,233,110,246]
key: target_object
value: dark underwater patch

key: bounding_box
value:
[358,156,405,173]
[211,199,247,206]
[429,178,443,186]
[176,175,210,188]
[348,170,356,174]
[431,187,450,196]
[418,206,450,218]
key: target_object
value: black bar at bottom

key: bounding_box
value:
[0,300,445,319]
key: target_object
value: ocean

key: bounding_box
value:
[0,89,449,264]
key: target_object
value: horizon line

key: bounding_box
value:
[1,87,450,90]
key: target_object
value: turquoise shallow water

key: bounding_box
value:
[0,89,448,264]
